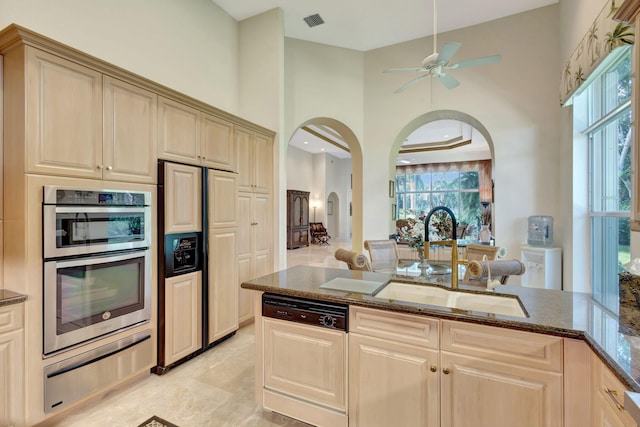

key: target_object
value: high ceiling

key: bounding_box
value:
[213,0,557,164]
[213,0,558,52]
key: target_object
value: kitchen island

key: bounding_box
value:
[242,264,640,426]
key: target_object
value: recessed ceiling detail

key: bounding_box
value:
[303,13,325,28]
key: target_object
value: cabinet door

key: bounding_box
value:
[253,132,272,193]
[164,271,202,365]
[237,193,253,324]
[235,126,253,192]
[253,193,272,258]
[349,333,439,427]
[164,163,202,234]
[207,169,238,228]
[103,76,157,183]
[158,97,200,164]
[264,318,346,411]
[591,352,637,427]
[201,114,236,171]
[208,229,238,344]
[440,351,562,427]
[0,304,24,427]
[26,48,102,178]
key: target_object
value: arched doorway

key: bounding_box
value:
[286,118,364,250]
[389,110,495,240]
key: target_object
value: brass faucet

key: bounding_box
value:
[423,240,466,289]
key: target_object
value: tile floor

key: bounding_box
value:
[47,239,353,427]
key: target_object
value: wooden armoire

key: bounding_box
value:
[287,190,310,249]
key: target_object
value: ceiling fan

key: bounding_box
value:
[384,0,501,93]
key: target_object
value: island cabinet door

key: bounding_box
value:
[263,318,346,412]
[349,333,440,427]
[439,351,563,427]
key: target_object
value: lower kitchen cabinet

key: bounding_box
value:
[440,351,562,427]
[348,306,564,427]
[591,351,638,427]
[0,303,24,427]
[164,271,202,366]
[262,318,347,426]
[349,333,439,427]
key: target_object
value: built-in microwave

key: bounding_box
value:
[43,186,151,259]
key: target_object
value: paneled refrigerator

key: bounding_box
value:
[153,160,239,374]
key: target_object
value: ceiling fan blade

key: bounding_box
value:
[394,74,430,93]
[435,42,461,64]
[449,54,501,70]
[383,67,428,73]
[438,72,459,89]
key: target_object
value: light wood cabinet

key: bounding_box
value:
[236,126,272,193]
[201,113,236,171]
[591,351,638,427]
[103,76,157,183]
[349,333,439,427]
[157,97,200,164]
[207,169,239,344]
[348,307,564,427]
[263,318,347,412]
[163,271,202,366]
[163,162,202,234]
[238,192,272,324]
[158,97,237,172]
[12,48,156,183]
[24,47,102,179]
[0,303,24,427]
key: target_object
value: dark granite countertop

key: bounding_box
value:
[0,289,27,307]
[241,264,640,391]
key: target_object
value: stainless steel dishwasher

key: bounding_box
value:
[261,293,349,426]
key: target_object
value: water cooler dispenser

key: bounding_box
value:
[521,216,562,290]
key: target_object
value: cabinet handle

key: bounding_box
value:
[106,165,113,171]
[604,388,624,410]
[97,165,103,169]
[443,368,450,375]
[430,366,437,373]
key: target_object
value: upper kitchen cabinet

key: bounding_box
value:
[22,48,102,179]
[201,114,236,172]
[164,162,202,234]
[157,97,200,164]
[3,46,157,183]
[236,126,273,193]
[103,76,157,183]
[158,98,237,172]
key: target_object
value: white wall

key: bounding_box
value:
[0,0,240,113]
[361,6,561,268]
[286,146,314,191]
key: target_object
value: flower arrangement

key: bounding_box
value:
[401,220,425,249]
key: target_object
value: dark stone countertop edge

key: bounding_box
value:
[0,289,27,307]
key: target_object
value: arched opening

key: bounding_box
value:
[286,118,364,254]
[390,110,495,241]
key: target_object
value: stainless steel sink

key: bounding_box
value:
[374,281,527,318]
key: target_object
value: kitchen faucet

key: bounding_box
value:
[423,206,466,289]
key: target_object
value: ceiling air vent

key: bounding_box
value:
[304,13,325,28]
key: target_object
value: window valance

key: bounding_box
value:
[560,0,634,105]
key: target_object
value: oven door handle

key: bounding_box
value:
[46,334,151,378]
[52,206,147,214]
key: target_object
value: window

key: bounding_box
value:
[395,161,487,238]
[584,48,632,312]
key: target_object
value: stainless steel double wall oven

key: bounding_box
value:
[42,186,152,355]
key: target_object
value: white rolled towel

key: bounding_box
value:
[467,259,526,279]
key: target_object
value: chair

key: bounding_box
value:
[334,248,372,271]
[310,222,330,245]
[364,240,400,270]
[463,244,500,281]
